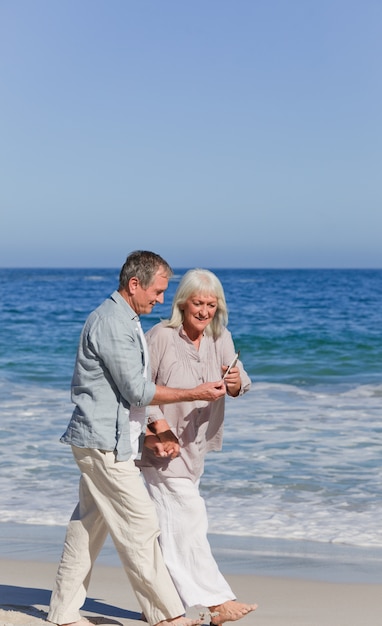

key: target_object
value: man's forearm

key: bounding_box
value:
[150,380,225,405]
[150,385,198,405]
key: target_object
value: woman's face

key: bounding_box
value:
[181,292,218,339]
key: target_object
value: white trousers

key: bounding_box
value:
[48,447,185,626]
[141,468,236,609]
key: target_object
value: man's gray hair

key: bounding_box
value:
[119,250,173,290]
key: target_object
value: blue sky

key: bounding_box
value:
[1,0,381,268]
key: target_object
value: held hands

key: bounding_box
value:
[144,432,180,458]
[144,419,180,459]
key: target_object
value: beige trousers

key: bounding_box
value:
[48,446,184,626]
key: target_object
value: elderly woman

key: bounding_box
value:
[137,269,257,625]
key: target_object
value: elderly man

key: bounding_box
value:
[48,250,226,626]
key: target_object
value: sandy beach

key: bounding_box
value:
[1,556,382,626]
[1,523,382,626]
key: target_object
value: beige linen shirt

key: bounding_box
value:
[137,322,251,481]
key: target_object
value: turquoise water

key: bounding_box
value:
[2,268,382,387]
[1,268,382,550]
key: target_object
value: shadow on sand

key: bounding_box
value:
[0,584,140,623]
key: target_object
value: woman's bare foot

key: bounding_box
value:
[208,601,258,625]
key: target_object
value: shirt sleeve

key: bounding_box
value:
[89,312,156,407]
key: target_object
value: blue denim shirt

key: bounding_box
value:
[60,290,156,460]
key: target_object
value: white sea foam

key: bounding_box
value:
[1,379,382,548]
[203,382,382,547]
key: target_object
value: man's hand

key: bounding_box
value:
[144,432,180,459]
[145,420,180,459]
[192,380,226,401]
[157,429,180,458]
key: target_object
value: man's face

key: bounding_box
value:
[132,269,169,315]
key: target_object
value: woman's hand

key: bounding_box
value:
[144,433,180,459]
[221,365,241,397]
[144,420,180,458]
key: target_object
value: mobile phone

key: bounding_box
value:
[222,350,240,379]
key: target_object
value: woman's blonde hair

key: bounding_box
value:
[166,269,228,338]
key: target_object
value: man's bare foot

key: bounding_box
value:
[156,617,202,626]
[208,601,258,625]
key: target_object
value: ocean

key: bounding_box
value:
[1,268,382,579]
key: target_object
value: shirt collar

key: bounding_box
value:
[111,290,139,321]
